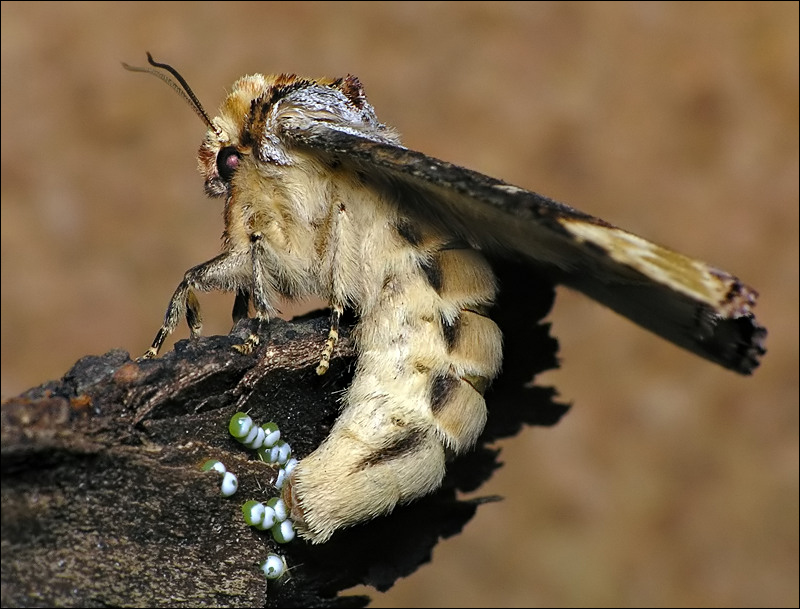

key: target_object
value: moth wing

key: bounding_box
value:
[283,124,766,375]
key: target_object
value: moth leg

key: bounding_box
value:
[231,288,251,324]
[142,251,248,359]
[316,303,343,376]
[228,288,253,353]
[186,290,203,338]
[231,330,263,354]
[233,232,279,355]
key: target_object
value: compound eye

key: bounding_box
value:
[216,146,240,183]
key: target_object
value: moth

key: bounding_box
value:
[125,54,766,544]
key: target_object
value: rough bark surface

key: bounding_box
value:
[1,266,568,607]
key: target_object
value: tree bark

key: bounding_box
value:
[1,266,567,607]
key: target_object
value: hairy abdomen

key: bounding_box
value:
[284,202,503,542]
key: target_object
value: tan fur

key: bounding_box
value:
[435,248,497,305]
[198,76,503,542]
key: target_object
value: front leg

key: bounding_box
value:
[232,232,282,355]
[142,251,249,359]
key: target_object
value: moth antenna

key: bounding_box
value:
[123,52,221,137]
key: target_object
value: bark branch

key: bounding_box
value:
[1,267,567,607]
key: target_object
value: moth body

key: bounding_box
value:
[181,74,503,542]
[127,56,765,544]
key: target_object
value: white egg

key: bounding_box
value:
[260,554,286,579]
[271,519,295,544]
[220,471,238,497]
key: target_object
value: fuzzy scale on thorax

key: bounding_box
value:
[224,152,412,308]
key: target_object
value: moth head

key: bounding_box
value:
[198,72,398,198]
[123,54,397,199]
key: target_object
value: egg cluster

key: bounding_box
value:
[241,497,295,543]
[228,411,298,580]
[228,411,297,484]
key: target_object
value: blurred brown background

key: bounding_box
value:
[1,2,797,607]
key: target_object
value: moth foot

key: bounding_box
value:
[140,347,158,360]
[233,333,260,354]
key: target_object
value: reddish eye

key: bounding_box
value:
[217,146,240,183]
